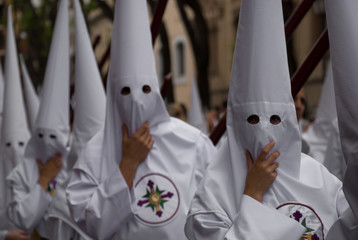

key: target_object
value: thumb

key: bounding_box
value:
[122,124,129,140]
[245,150,254,170]
[36,159,43,168]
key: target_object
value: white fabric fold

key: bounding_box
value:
[225,195,305,240]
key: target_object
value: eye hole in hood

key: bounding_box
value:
[142,85,151,94]
[121,86,131,96]
[247,114,260,125]
[270,115,281,125]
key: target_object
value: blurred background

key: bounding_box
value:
[0,0,328,132]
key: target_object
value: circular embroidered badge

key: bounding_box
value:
[276,203,324,240]
[134,173,180,226]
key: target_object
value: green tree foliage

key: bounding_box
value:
[0,0,99,88]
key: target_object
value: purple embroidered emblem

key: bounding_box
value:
[137,179,174,218]
[312,234,319,240]
[293,210,303,222]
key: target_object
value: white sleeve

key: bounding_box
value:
[0,230,8,240]
[326,207,358,240]
[336,188,350,218]
[7,183,51,232]
[66,165,133,240]
[186,195,306,240]
[225,195,306,240]
[185,210,232,240]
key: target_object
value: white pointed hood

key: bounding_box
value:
[188,77,207,134]
[187,0,339,234]
[44,0,106,231]
[20,54,40,133]
[103,0,170,165]
[45,2,104,236]
[66,0,106,170]
[302,63,337,163]
[25,0,70,164]
[325,0,358,220]
[0,5,30,211]
[227,0,301,177]
[1,6,30,146]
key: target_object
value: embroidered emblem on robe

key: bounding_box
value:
[134,173,180,226]
[277,203,324,240]
[47,179,57,197]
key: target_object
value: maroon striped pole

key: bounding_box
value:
[160,74,172,99]
[151,0,168,46]
[291,29,329,97]
[285,0,316,39]
[92,35,101,51]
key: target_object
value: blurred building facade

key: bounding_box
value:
[0,0,329,119]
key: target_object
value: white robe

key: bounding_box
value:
[67,118,216,240]
[185,138,349,240]
[44,176,92,240]
[6,152,68,238]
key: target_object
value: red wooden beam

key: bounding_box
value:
[285,0,316,39]
[209,113,226,145]
[160,73,172,99]
[92,34,101,51]
[151,0,168,46]
[99,44,111,73]
[291,29,329,97]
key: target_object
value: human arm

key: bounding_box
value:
[7,161,50,232]
[37,153,62,192]
[243,141,279,202]
[185,142,304,240]
[223,142,305,239]
[7,154,62,231]
[4,230,30,240]
[66,124,153,239]
[120,122,154,189]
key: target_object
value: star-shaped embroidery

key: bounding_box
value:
[137,180,174,217]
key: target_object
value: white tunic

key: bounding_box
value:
[185,138,349,240]
[6,152,68,237]
[67,118,216,239]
